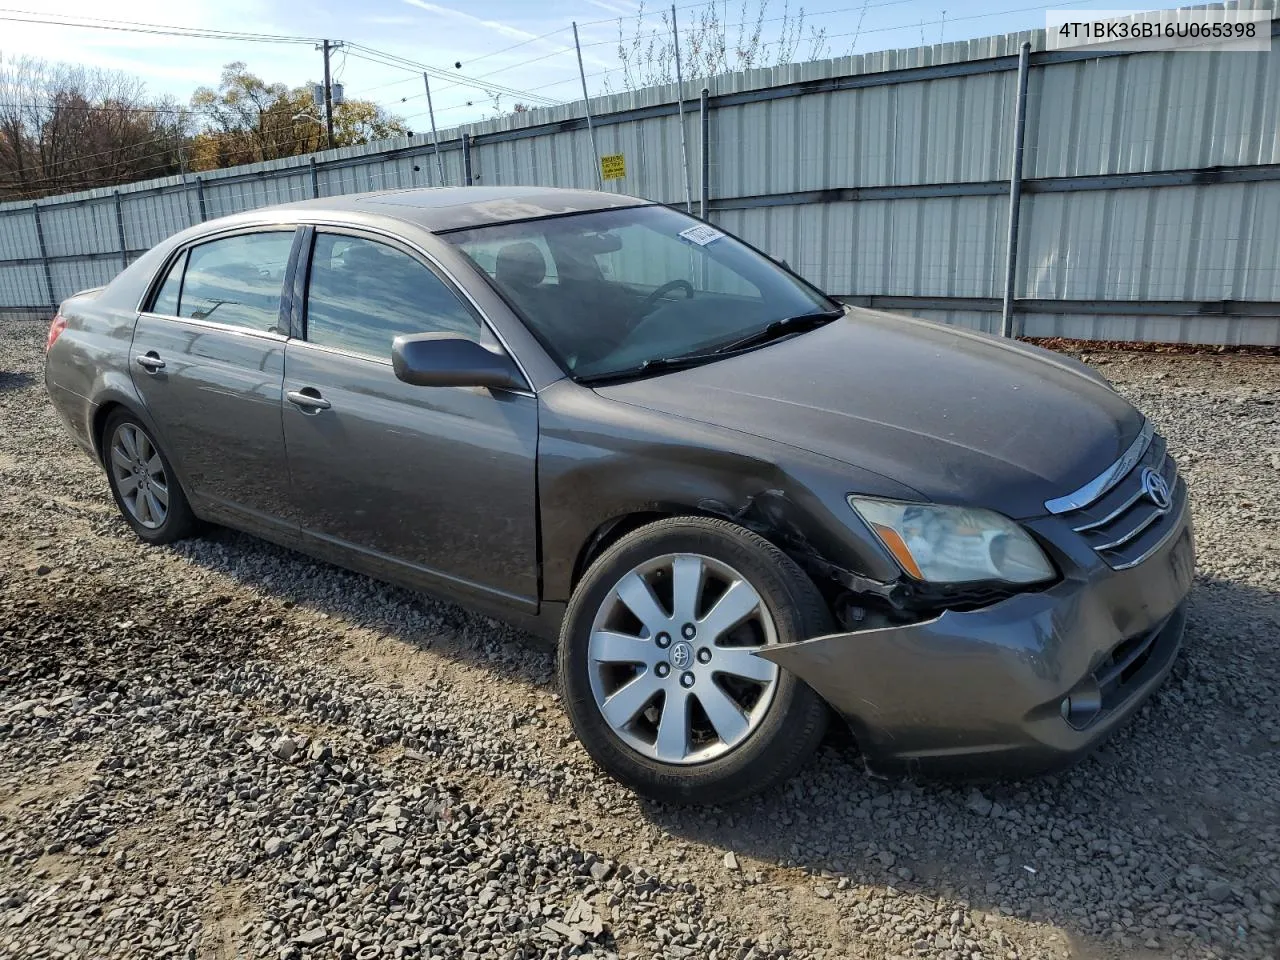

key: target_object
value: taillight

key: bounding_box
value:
[46,313,67,353]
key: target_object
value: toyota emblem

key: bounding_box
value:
[669,640,693,670]
[1141,467,1171,512]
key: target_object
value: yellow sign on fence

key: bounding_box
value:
[600,154,626,181]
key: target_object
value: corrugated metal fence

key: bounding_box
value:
[3,12,1279,345]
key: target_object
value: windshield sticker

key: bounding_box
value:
[678,224,724,246]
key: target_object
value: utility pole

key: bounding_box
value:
[319,40,338,150]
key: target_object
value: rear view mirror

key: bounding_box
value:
[391,333,527,391]
[582,231,622,253]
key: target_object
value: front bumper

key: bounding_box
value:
[759,502,1196,778]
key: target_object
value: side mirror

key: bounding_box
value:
[391,332,527,391]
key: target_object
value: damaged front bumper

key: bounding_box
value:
[758,505,1196,778]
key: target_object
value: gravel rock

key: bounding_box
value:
[291,927,328,947]
[1,322,1278,960]
[1206,880,1234,902]
[965,789,994,817]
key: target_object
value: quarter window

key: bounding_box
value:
[150,251,185,315]
[305,233,479,358]
[177,231,295,333]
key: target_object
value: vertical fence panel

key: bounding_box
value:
[0,209,39,261]
[41,201,117,258]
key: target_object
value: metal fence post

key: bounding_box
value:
[672,4,692,212]
[573,21,603,191]
[1000,41,1032,339]
[30,202,56,309]
[462,132,473,186]
[112,190,129,269]
[194,177,208,222]
[699,87,710,219]
[309,157,320,199]
[181,177,197,227]
[422,73,446,186]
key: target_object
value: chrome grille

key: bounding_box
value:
[1047,427,1187,571]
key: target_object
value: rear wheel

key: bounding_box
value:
[559,517,831,805]
[102,409,196,545]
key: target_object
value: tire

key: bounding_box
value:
[558,516,831,805]
[101,408,197,545]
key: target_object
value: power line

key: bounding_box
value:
[824,0,1102,46]
[357,25,580,101]
[343,45,563,107]
[345,45,563,105]
[358,75,422,96]
[0,8,322,43]
[460,25,574,68]
[0,126,333,191]
[0,101,213,116]
[573,0,940,30]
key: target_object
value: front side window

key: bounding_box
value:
[444,205,835,380]
[178,231,295,333]
[305,233,479,358]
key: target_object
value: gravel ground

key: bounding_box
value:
[1,316,1277,960]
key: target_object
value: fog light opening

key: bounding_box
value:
[1060,677,1102,730]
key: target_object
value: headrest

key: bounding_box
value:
[495,242,547,289]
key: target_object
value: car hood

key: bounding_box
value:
[592,308,1144,519]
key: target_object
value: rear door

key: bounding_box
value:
[282,228,540,605]
[130,227,300,536]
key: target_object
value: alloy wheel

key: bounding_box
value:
[109,423,170,529]
[587,552,780,764]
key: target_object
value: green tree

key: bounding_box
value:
[188,62,407,172]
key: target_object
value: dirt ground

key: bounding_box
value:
[1,316,1277,960]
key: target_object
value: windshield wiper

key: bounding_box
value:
[575,306,845,385]
[576,352,723,385]
[711,307,845,354]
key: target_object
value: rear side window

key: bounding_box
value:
[305,233,479,358]
[176,231,295,333]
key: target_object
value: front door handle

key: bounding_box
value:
[287,388,332,412]
[135,352,165,372]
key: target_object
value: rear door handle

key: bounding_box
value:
[287,389,331,412]
[135,352,165,372]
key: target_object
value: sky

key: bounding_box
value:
[0,0,1196,130]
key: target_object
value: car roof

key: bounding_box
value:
[253,186,653,233]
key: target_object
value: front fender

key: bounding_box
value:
[536,380,916,602]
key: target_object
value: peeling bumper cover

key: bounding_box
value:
[758,504,1195,778]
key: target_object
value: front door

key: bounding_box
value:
[129,228,299,534]
[282,229,539,606]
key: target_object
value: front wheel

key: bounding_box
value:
[558,517,831,805]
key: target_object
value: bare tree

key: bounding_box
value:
[0,53,190,200]
[0,54,48,197]
[614,0,828,91]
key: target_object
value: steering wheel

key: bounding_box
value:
[642,279,695,312]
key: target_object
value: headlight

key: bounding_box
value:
[847,497,1055,585]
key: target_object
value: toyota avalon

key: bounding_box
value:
[44,187,1194,804]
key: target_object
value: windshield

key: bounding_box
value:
[442,205,837,380]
